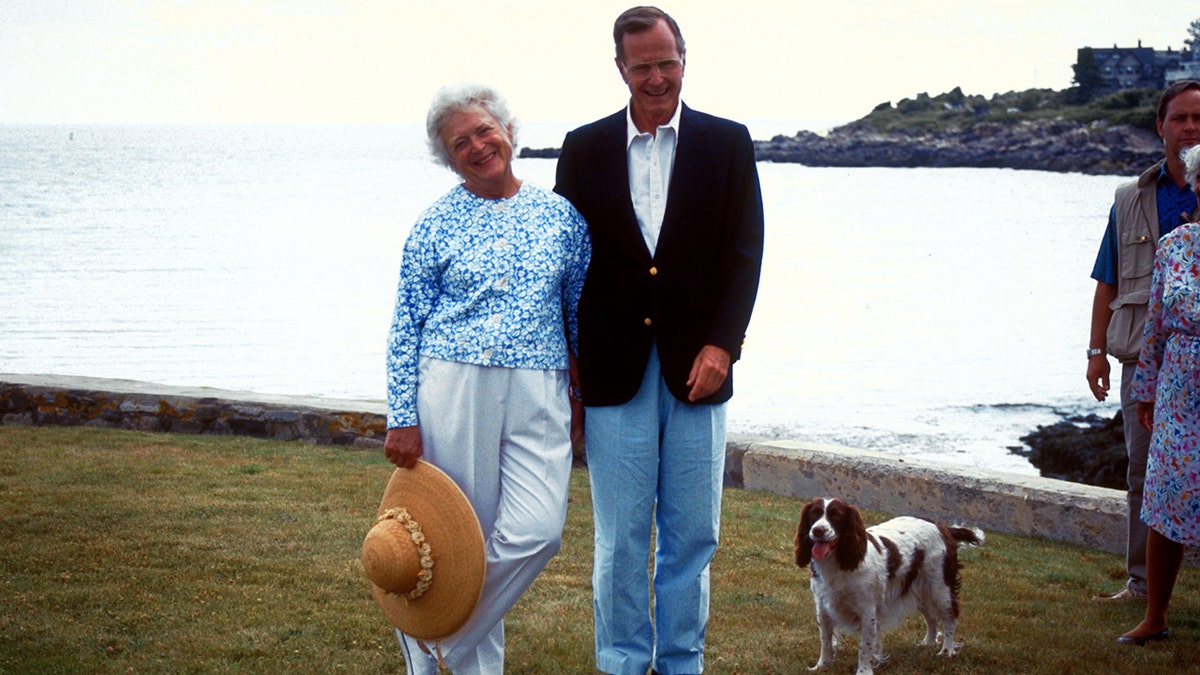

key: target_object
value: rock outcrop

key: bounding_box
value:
[753,119,1162,175]
[1014,412,1127,489]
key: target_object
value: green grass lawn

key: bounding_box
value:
[3,426,1200,673]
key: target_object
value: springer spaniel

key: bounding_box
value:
[794,497,984,675]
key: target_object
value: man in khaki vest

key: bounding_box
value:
[1087,79,1200,602]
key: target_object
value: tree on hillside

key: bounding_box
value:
[1071,47,1102,103]
[1187,17,1200,56]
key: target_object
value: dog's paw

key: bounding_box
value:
[937,641,962,657]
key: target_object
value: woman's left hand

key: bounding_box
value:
[568,353,584,447]
[570,397,585,448]
[1137,400,1155,433]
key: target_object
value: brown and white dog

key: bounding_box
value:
[794,497,984,675]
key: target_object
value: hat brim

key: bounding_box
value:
[368,461,485,640]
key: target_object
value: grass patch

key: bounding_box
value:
[3,426,1200,673]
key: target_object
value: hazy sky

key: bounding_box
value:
[2,0,1198,126]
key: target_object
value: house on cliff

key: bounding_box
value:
[1075,40,1196,95]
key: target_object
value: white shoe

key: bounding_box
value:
[1092,587,1146,602]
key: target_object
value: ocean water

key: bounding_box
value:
[0,122,1127,476]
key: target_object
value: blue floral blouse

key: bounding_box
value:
[386,182,591,428]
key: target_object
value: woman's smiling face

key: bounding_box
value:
[441,105,517,199]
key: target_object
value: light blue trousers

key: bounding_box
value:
[587,346,726,675]
[397,358,573,675]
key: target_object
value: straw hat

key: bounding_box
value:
[362,461,485,640]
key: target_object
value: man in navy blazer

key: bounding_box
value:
[554,7,764,674]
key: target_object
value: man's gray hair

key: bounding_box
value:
[1184,145,1200,191]
[425,83,519,170]
[613,6,685,63]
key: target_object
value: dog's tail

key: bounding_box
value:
[947,526,984,547]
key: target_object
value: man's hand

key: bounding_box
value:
[1087,282,1116,403]
[687,345,731,402]
[384,426,423,469]
[1087,354,1111,402]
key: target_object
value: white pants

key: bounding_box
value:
[397,358,573,675]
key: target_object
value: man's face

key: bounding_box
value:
[616,19,685,129]
[1158,88,1200,160]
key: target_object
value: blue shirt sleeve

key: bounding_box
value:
[561,205,591,357]
[1090,204,1118,285]
[385,214,440,429]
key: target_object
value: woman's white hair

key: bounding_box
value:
[425,83,519,170]
[1184,145,1200,191]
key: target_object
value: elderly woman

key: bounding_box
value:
[1118,143,1200,646]
[384,83,590,673]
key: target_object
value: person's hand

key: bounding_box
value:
[384,426,423,469]
[687,345,731,402]
[1137,400,1155,433]
[1086,354,1111,402]
[569,396,585,448]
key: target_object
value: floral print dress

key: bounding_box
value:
[1132,223,1200,545]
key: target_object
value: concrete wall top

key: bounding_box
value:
[744,440,1127,555]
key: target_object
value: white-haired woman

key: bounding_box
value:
[1119,143,1200,646]
[383,83,590,673]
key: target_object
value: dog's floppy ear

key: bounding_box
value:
[794,498,819,567]
[832,500,869,571]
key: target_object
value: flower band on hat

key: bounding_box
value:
[373,506,435,601]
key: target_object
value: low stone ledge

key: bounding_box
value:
[743,440,1125,555]
[0,375,387,448]
[0,374,1156,560]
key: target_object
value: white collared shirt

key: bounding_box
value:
[626,101,681,255]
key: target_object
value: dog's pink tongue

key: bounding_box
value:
[812,541,833,560]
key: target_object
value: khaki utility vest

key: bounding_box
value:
[1107,160,1166,363]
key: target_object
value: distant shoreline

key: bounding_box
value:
[521,118,1161,176]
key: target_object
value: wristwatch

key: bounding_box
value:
[1086,348,1105,359]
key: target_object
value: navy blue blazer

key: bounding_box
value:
[554,104,765,406]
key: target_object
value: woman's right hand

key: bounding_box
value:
[1136,400,1155,433]
[384,426,424,469]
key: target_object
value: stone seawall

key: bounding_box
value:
[2,374,1135,559]
[0,374,388,449]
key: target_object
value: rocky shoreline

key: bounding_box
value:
[754,119,1162,175]
[521,118,1163,176]
[1015,412,1127,489]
